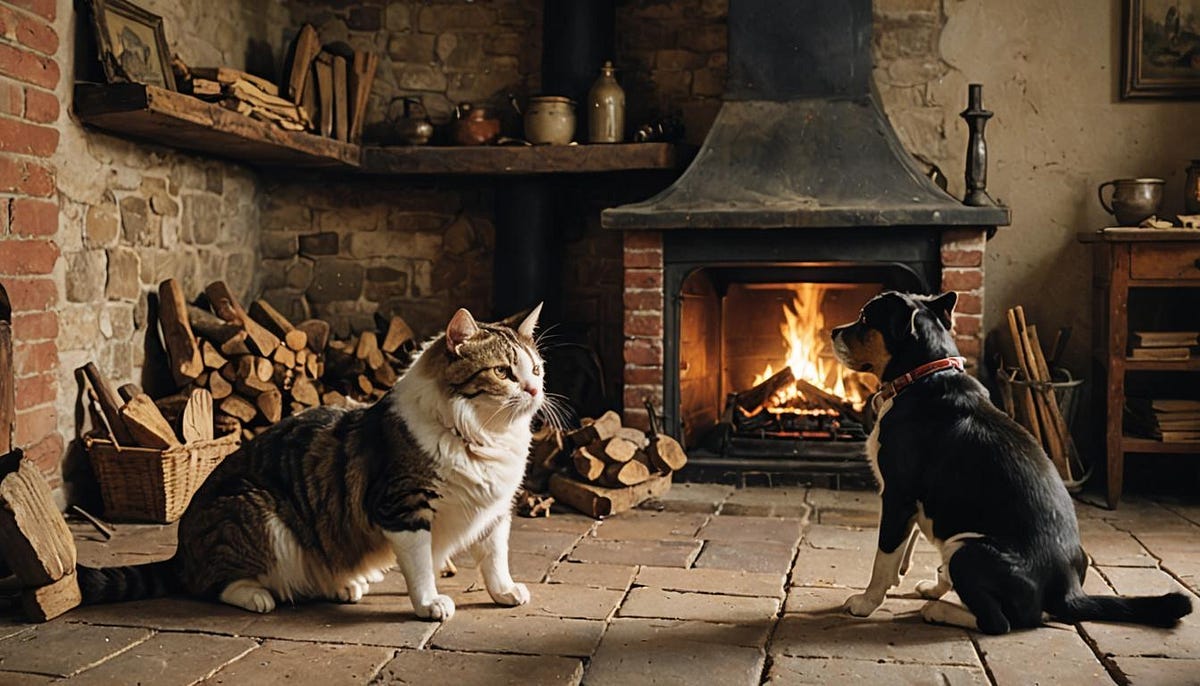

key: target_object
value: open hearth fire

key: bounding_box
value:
[723,284,875,444]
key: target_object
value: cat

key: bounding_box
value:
[77,305,548,622]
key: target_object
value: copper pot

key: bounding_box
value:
[452,103,500,146]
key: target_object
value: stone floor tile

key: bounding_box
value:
[976,624,1113,685]
[817,507,882,527]
[722,487,810,517]
[1113,657,1200,685]
[569,538,701,568]
[508,551,562,583]
[201,640,392,685]
[547,561,636,590]
[1077,516,1120,536]
[0,672,53,685]
[694,540,796,574]
[511,513,596,536]
[507,530,584,557]
[1098,566,1191,597]
[618,587,780,624]
[584,618,767,686]
[696,515,805,545]
[635,566,785,598]
[1084,566,1116,595]
[0,622,153,678]
[788,546,868,588]
[452,583,624,620]
[784,585,859,613]
[771,612,980,666]
[765,655,989,685]
[428,614,604,657]
[1080,569,1200,660]
[808,488,879,512]
[1159,556,1200,596]
[238,593,438,648]
[1133,532,1200,556]
[803,524,876,550]
[65,632,258,686]
[373,649,583,685]
[592,511,710,540]
[640,482,735,513]
[69,597,259,636]
[1083,532,1159,567]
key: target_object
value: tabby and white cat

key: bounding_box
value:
[78,305,546,621]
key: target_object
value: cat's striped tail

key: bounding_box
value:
[76,560,182,604]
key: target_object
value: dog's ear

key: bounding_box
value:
[925,292,958,329]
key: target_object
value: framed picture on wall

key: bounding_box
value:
[89,0,176,91]
[1123,0,1200,98]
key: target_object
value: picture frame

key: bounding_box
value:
[1122,0,1200,98]
[89,0,176,91]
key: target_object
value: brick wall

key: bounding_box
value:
[0,0,63,475]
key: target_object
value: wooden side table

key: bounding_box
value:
[1079,229,1200,508]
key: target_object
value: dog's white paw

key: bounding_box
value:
[843,592,881,617]
[489,582,530,607]
[916,579,948,599]
[920,600,950,624]
[414,594,456,621]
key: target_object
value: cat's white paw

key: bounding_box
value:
[414,594,456,621]
[337,578,369,603]
[916,579,949,599]
[843,592,881,617]
[489,582,530,607]
[220,580,276,614]
[364,568,386,584]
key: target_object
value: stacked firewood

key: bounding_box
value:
[155,279,415,442]
[532,410,688,489]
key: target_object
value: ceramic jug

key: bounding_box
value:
[587,61,625,143]
[1097,178,1164,226]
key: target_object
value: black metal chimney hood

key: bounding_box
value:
[602,0,1010,230]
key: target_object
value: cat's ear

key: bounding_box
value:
[516,302,543,339]
[446,308,479,355]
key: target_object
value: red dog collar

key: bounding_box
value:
[877,356,966,402]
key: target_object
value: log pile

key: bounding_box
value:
[150,279,416,443]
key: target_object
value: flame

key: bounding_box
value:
[751,284,868,413]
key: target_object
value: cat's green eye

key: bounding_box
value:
[493,366,516,381]
[532,364,542,376]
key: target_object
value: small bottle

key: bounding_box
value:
[587,61,625,144]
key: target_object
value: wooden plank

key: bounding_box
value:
[549,472,671,519]
[74,83,359,169]
[361,143,693,175]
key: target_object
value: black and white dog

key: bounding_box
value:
[831,291,1192,634]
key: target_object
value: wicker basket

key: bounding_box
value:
[84,431,240,523]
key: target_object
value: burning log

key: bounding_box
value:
[735,366,795,415]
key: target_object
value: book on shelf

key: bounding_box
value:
[1132,331,1199,348]
[1152,399,1200,413]
[1128,346,1192,360]
[1158,430,1200,442]
[1125,398,1200,441]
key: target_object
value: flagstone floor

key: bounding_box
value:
[1,485,1197,685]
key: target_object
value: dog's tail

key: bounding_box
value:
[76,559,181,604]
[1049,591,1193,628]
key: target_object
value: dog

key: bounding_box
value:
[830,290,1193,634]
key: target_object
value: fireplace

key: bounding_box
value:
[602,0,1009,480]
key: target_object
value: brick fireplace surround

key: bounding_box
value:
[619,229,987,431]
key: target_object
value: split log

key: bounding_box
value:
[180,388,214,443]
[356,331,385,369]
[81,362,135,445]
[120,393,182,449]
[291,376,320,407]
[601,460,651,487]
[286,24,321,104]
[158,279,204,386]
[214,413,241,436]
[117,383,143,402]
[188,305,251,356]
[567,410,623,448]
[219,395,258,424]
[0,450,78,586]
[321,390,349,407]
[250,299,308,352]
[614,426,649,448]
[256,388,283,424]
[207,372,233,400]
[355,374,374,396]
[296,318,331,353]
[735,366,795,415]
[572,446,606,482]
[531,428,565,470]
[600,437,639,464]
[273,345,296,368]
[644,398,687,474]
[378,314,415,353]
[324,346,365,382]
[548,472,672,519]
[199,339,228,370]
[22,570,81,622]
[204,281,280,356]
[372,361,398,388]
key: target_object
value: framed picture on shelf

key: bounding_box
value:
[89,0,176,91]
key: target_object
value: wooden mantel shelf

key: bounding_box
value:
[74,83,691,176]
[74,83,360,169]
[360,142,691,175]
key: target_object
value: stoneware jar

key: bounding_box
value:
[587,61,625,143]
[1097,178,1164,226]
[524,96,575,145]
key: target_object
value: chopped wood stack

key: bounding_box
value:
[284,24,378,142]
[999,306,1084,483]
[0,449,82,621]
[152,279,417,442]
[533,410,689,492]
